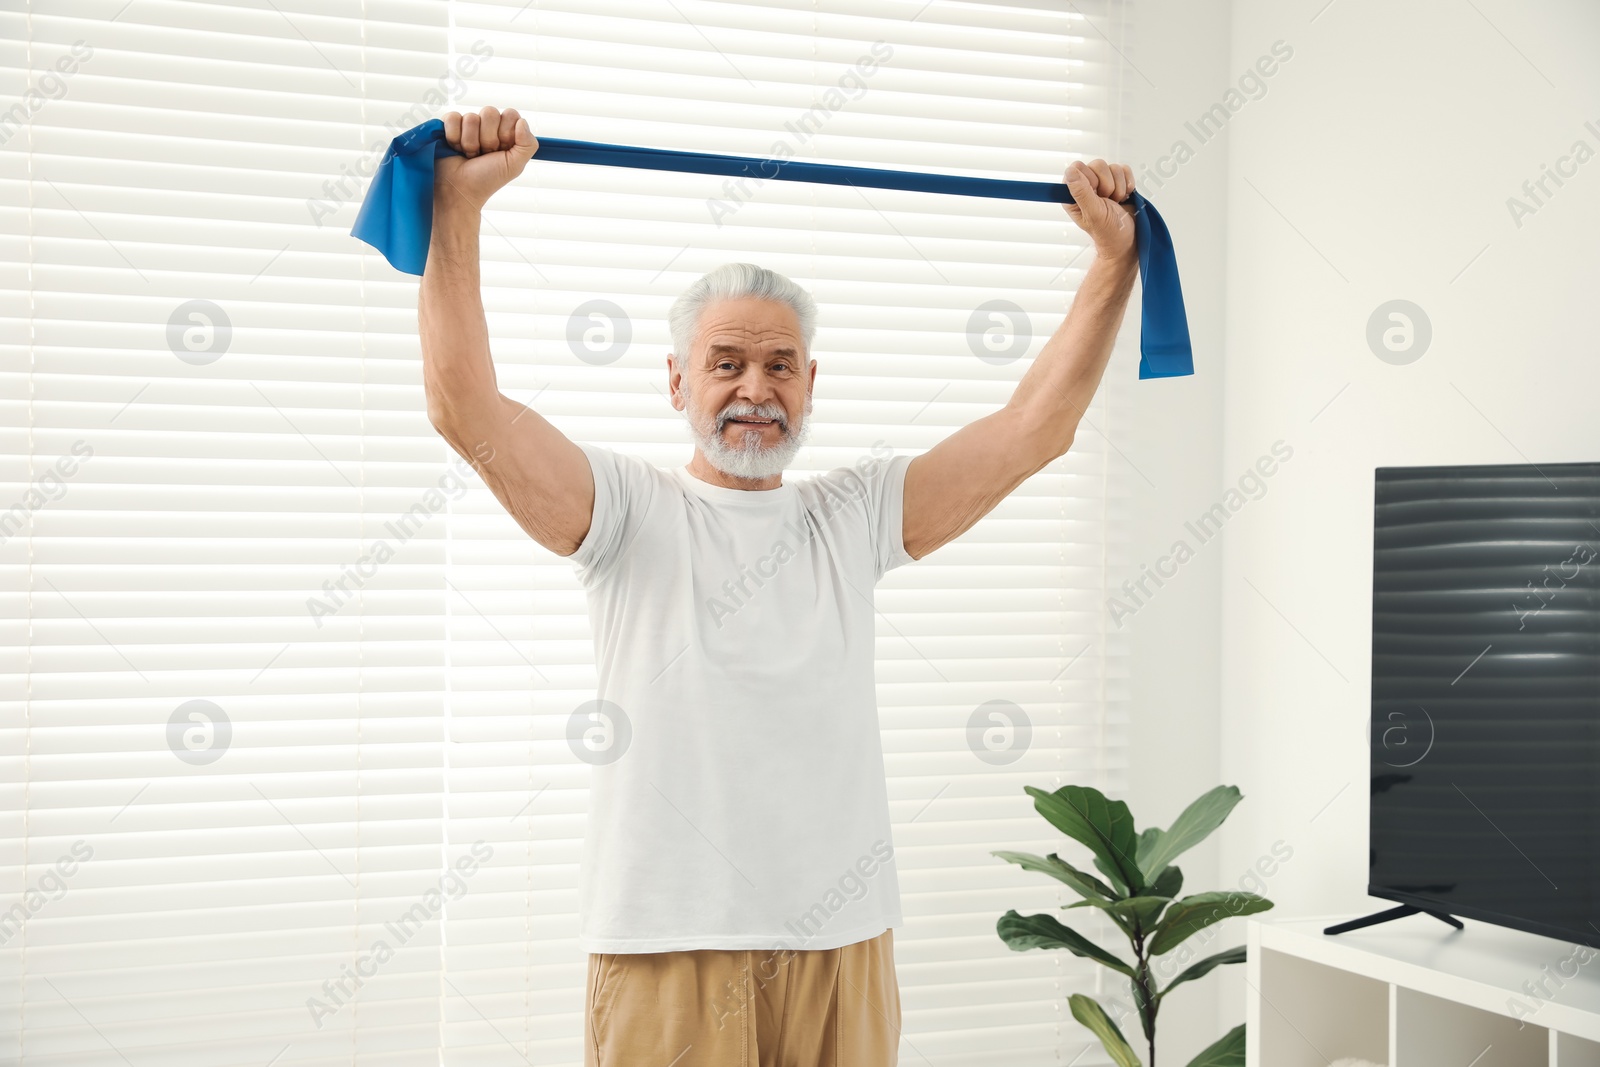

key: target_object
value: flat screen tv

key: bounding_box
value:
[1366,461,1600,949]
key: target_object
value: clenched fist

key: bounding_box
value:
[434,106,538,212]
[1062,159,1137,261]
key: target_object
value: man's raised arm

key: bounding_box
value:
[420,106,596,557]
[900,159,1141,561]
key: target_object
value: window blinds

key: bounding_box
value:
[0,0,1131,1063]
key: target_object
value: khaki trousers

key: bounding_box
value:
[583,928,901,1067]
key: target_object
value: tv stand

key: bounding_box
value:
[1247,914,1600,1067]
[1324,902,1464,936]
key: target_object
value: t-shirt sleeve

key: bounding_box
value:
[567,443,659,585]
[871,452,916,579]
[822,449,914,582]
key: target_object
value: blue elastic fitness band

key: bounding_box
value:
[350,118,1193,380]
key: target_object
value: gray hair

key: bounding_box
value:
[667,262,816,367]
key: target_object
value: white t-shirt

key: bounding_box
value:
[567,441,916,954]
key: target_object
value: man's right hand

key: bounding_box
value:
[435,106,538,213]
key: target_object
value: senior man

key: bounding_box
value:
[421,106,1141,1066]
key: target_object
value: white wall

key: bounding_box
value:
[1215,0,1600,1039]
[1116,0,1600,1053]
[1115,0,1233,1059]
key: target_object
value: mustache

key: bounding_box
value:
[716,401,789,433]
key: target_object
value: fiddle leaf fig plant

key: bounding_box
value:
[994,783,1271,1067]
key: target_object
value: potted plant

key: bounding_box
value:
[994,783,1271,1067]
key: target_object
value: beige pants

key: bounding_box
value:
[584,928,901,1067]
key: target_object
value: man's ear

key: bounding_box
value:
[666,353,685,411]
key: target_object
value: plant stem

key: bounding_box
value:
[1131,929,1157,1067]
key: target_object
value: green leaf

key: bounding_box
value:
[1186,1023,1245,1067]
[1068,993,1144,1067]
[1024,784,1144,894]
[1060,897,1134,939]
[1160,945,1246,999]
[1150,863,1184,900]
[1138,786,1244,882]
[1053,853,1119,898]
[996,910,1137,978]
[1094,854,1132,894]
[1148,893,1274,955]
[1131,963,1158,1042]
[1136,826,1165,871]
[992,850,1115,903]
[1118,894,1172,931]
[1065,894,1172,938]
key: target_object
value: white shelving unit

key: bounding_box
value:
[1247,913,1600,1067]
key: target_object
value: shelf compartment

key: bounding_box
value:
[1394,986,1547,1067]
[1555,1031,1600,1067]
[1258,947,1389,1067]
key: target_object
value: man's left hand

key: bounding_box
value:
[1062,159,1137,261]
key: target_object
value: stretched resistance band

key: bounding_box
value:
[350,118,1193,380]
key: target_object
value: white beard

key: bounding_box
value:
[681,380,812,481]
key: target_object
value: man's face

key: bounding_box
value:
[672,296,816,480]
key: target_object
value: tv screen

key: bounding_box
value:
[1370,462,1600,949]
